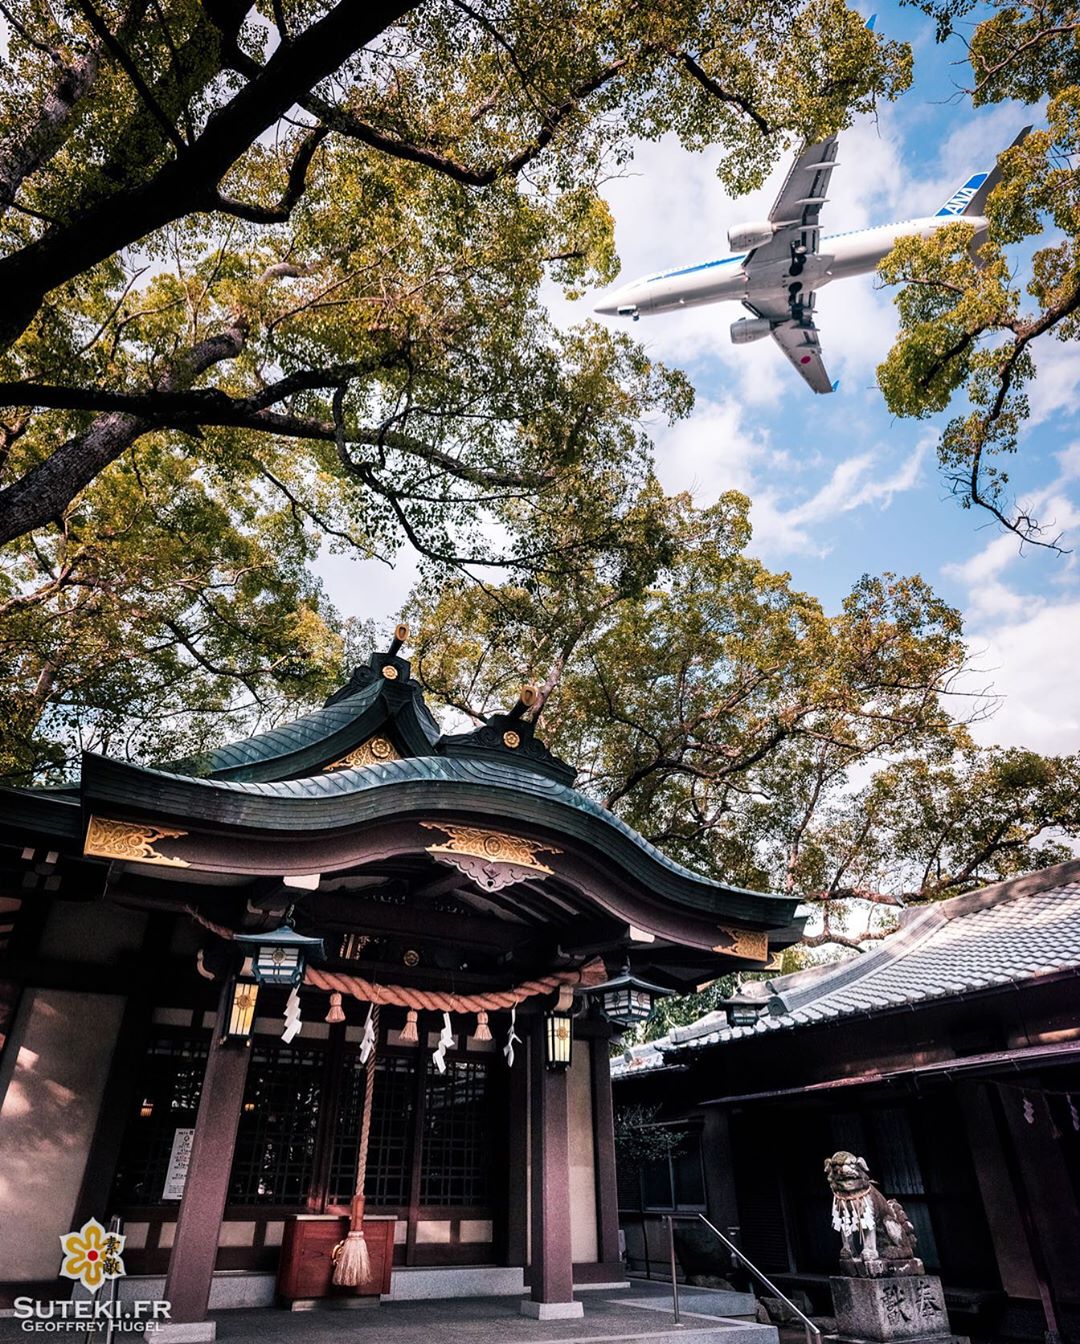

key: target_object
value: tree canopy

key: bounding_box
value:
[407,490,1080,954]
[879,0,1080,547]
[0,0,911,779]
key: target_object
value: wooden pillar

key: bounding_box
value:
[162,986,251,1336]
[589,1025,622,1272]
[522,1022,583,1319]
[506,1028,529,1268]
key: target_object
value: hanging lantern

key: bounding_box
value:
[234,924,325,987]
[589,961,674,1027]
[226,979,259,1041]
[544,1011,573,1070]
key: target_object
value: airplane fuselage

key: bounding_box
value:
[596,215,987,319]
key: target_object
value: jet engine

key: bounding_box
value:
[730,316,773,345]
[727,220,778,251]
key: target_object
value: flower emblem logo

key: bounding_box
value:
[59,1218,126,1293]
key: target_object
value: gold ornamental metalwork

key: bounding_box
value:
[502,730,521,748]
[381,664,399,680]
[84,816,190,867]
[713,926,769,962]
[324,735,401,772]
[422,823,559,872]
[421,823,560,892]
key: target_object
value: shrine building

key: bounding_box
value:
[613,860,1080,1344]
[0,632,805,1338]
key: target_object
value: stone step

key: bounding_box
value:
[382,1265,527,1301]
[582,1330,772,1344]
[613,1288,760,1319]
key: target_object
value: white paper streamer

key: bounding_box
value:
[503,1005,522,1068]
[281,987,302,1043]
[432,1012,454,1074]
[358,1004,376,1063]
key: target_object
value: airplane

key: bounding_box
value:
[593,127,1031,394]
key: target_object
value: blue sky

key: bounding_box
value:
[321,3,1080,756]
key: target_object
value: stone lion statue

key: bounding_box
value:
[823,1151,924,1278]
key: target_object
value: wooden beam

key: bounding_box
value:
[306,891,529,952]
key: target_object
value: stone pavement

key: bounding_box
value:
[0,1281,778,1344]
[211,1282,776,1344]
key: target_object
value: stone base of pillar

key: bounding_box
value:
[520,1298,585,1320]
[150,1323,217,1343]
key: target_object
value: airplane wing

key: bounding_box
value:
[743,135,840,271]
[746,294,836,395]
[770,314,834,394]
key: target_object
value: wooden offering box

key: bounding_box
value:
[276,1214,395,1306]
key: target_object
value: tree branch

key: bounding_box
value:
[300,55,631,187]
[72,0,188,152]
[675,52,771,133]
[0,0,418,353]
[0,0,150,214]
[212,125,329,222]
[0,324,248,546]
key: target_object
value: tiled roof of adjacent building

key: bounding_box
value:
[612,858,1080,1078]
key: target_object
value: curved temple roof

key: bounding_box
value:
[80,750,798,930]
[1,643,806,972]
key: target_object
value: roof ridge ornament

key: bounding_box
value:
[438,684,577,785]
[326,622,413,703]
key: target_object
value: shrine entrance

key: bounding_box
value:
[0,631,805,1339]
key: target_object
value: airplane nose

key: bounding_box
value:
[593,297,620,316]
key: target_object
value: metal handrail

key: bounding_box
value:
[664,1213,822,1344]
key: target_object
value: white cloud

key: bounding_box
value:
[313,547,418,625]
[943,465,1080,750]
[1028,338,1080,427]
[651,399,928,558]
[653,396,776,501]
[750,433,929,556]
[963,602,1080,752]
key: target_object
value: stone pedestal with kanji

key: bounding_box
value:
[829,1275,968,1344]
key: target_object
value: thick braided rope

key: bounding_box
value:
[305,957,606,1011]
[355,1005,379,1204]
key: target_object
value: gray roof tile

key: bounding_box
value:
[612,865,1080,1078]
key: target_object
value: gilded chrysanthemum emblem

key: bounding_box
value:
[59,1218,126,1292]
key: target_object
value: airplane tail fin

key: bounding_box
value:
[935,126,1033,218]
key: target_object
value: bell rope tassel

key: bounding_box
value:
[400,1008,419,1044]
[432,1012,454,1074]
[504,1005,521,1068]
[474,1009,492,1042]
[326,992,345,1025]
[333,1004,380,1288]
